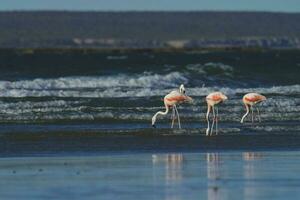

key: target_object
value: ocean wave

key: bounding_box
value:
[0,84,299,98]
[0,72,187,90]
[0,74,298,126]
[0,71,297,98]
[106,55,128,60]
[0,102,298,122]
[186,62,234,77]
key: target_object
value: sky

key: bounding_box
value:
[1,0,299,12]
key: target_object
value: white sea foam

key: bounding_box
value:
[0,72,299,127]
[0,71,299,98]
[0,72,187,90]
[186,62,234,77]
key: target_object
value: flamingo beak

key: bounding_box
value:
[262,96,267,101]
[186,96,194,104]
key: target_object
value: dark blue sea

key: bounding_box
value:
[0,49,299,199]
[0,50,299,134]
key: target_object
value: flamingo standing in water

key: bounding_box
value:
[241,93,267,123]
[206,92,228,136]
[152,84,193,129]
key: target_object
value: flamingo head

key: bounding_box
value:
[261,95,267,101]
[151,116,157,128]
[179,84,186,94]
[220,93,228,101]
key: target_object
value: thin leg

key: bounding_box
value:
[171,107,175,128]
[210,106,215,136]
[256,107,261,123]
[174,105,181,129]
[251,106,254,125]
[206,105,211,136]
[216,106,219,135]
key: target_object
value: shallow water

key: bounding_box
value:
[0,151,300,200]
[0,49,299,199]
[0,50,299,135]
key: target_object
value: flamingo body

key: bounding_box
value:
[205,92,228,136]
[241,93,267,123]
[206,92,227,106]
[243,93,266,106]
[152,85,193,128]
[165,91,192,106]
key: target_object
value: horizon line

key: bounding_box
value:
[0,9,299,14]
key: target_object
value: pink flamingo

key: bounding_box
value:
[152,84,193,129]
[241,93,267,123]
[206,92,228,136]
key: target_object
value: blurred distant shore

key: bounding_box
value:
[1,11,300,49]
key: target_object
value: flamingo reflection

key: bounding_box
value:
[206,153,221,200]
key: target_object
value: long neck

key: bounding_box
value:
[152,103,169,125]
[206,104,211,135]
[241,104,250,123]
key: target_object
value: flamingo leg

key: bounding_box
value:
[206,105,211,136]
[174,104,181,129]
[251,106,254,125]
[216,106,219,135]
[256,107,261,123]
[210,106,215,136]
[171,106,176,128]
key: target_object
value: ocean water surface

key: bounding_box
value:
[0,49,299,199]
[0,49,299,135]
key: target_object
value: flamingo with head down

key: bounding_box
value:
[241,93,267,124]
[206,92,228,136]
[151,84,193,129]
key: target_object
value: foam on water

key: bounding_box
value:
[0,79,299,124]
[186,62,234,77]
[0,68,298,133]
[0,73,299,98]
[0,72,187,90]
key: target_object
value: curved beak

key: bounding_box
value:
[185,96,194,104]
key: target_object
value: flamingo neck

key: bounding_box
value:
[206,104,211,135]
[241,104,250,123]
[152,103,170,125]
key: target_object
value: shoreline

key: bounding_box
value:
[1,132,300,157]
[1,46,300,53]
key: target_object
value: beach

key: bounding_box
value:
[0,151,300,199]
[0,49,299,199]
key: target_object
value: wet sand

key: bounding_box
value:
[0,151,300,199]
[1,131,300,199]
[1,131,300,157]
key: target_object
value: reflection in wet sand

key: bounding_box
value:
[206,153,222,200]
[152,154,184,183]
[152,154,184,200]
[243,152,263,161]
[243,152,264,200]
[151,152,267,200]
[243,152,264,178]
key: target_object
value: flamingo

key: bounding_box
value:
[241,93,267,124]
[206,92,228,136]
[151,84,193,129]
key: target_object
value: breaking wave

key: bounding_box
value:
[0,49,299,135]
[0,73,298,98]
